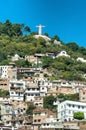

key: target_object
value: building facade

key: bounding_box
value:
[58,100,86,122]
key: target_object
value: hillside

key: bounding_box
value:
[0,20,86,81]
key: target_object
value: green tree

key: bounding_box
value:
[26,102,35,122]
[66,42,79,51]
[12,23,23,36]
[43,95,56,110]
[24,26,31,34]
[44,32,49,37]
[57,93,79,102]
[26,102,35,115]
[42,56,53,68]
[0,89,9,97]
[4,20,12,36]
[52,35,60,42]
[73,112,84,120]
[15,59,32,68]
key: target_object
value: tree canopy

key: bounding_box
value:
[73,112,84,120]
[43,95,56,110]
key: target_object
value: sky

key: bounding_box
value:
[0,0,86,47]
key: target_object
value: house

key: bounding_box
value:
[0,65,13,79]
[25,82,40,101]
[57,87,75,95]
[9,80,26,101]
[79,88,86,102]
[0,102,13,126]
[8,67,17,80]
[63,121,79,130]
[0,80,9,90]
[17,67,41,78]
[79,121,86,130]
[33,107,58,130]
[47,80,76,96]
[77,57,86,63]
[58,100,86,122]
[33,97,43,107]
[54,40,62,46]
[25,55,37,64]
[56,50,70,58]
[11,54,23,61]
[10,100,27,113]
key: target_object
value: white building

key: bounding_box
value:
[77,57,86,63]
[9,80,26,101]
[0,65,13,79]
[56,51,70,58]
[11,54,23,61]
[58,100,86,122]
[0,102,13,126]
[38,79,48,97]
[25,82,40,101]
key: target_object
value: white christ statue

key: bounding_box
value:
[36,24,45,35]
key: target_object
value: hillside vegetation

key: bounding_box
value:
[0,20,86,81]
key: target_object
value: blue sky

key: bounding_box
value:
[0,0,86,47]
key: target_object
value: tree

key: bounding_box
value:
[12,24,23,36]
[57,93,79,102]
[15,59,32,68]
[42,56,53,68]
[66,42,79,51]
[26,102,35,115]
[4,20,12,36]
[26,102,35,122]
[24,26,31,34]
[43,95,56,110]
[52,35,60,41]
[44,32,49,37]
[0,89,9,97]
[73,112,84,120]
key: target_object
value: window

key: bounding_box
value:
[38,119,41,122]
[6,121,9,124]
[68,104,71,107]
[69,118,71,121]
[36,94,39,96]
[69,110,71,114]
[61,105,63,108]
[11,83,14,87]
[78,106,80,109]
[72,105,75,108]
[11,92,14,94]
[82,106,84,109]
[83,92,85,95]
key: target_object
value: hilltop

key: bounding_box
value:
[0,20,86,81]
